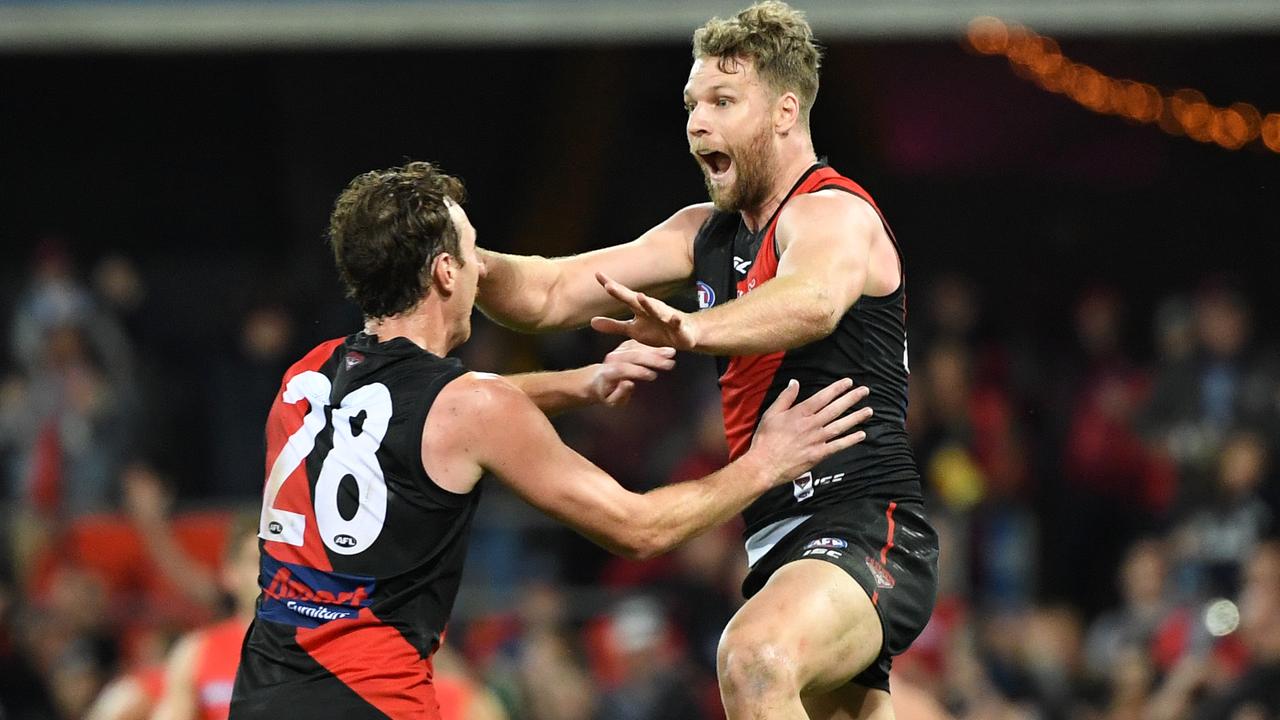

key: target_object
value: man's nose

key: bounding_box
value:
[687,105,710,138]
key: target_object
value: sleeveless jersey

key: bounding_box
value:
[192,617,245,720]
[231,333,476,720]
[692,162,920,537]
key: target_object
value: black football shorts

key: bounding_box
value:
[741,497,939,692]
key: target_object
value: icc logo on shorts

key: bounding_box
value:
[696,281,716,309]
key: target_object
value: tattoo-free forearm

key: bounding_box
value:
[476,249,562,333]
[690,274,841,356]
[625,452,779,559]
[504,366,598,416]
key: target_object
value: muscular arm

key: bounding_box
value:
[504,341,676,415]
[592,192,885,357]
[423,374,870,560]
[475,204,709,332]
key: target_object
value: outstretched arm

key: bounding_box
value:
[504,340,676,415]
[476,204,709,332]
[423,373,871,560]
[591,192,881,356]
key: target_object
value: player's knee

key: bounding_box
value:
[716,630,801,701]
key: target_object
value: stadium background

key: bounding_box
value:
[2,1,1279,717]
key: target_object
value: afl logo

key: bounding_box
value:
[333,534,358,549]
[696,281,716,309]
[268,521,283,535]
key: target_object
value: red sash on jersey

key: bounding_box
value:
[720,167,883,460]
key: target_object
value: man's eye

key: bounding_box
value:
[716,98,731,107]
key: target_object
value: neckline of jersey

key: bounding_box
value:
[753,158,829,236]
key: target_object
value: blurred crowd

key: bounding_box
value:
[0,240,1277,720]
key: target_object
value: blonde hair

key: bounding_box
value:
[692,1,823,126]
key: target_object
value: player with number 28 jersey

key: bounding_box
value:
[233,333,471,719]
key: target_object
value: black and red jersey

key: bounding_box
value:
[231,333,475,720]
[692,162,921,537]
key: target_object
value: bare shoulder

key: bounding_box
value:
[429,372,536,432]
[644,203,715,243]
[776,191,881,252]
[627,203,715,281]
[782,190,879,228]
[423,372,541,493]
[670,202,716,227]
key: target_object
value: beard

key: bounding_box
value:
[701,121,776,214]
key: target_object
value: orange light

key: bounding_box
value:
[1118,81,1157,122]
[1171,89,1213,142]
[1038,61,1077,94]
[1210,109,1248,149]
[1158,98,1184,136]
[1230,102,1262,142]
[973,17,1276,153]
[967,17,1008,55]
[1071,67,1111,112]
[1005,26,1038,66]
[1263,114,1280,152]
[1137,84,1163,123]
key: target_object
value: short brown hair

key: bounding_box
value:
[328,161,466,319]
[692,1,823,126]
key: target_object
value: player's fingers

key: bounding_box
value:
[606,381,635,406]
[590,316,633,337]
[823,406,874,438]
[762,378,800,419]
[636,293,676,324]
[618,351,676,371]
[598,273,647,314]
[812,384,871,426]
[795,378,859,416]
[824,430,869,454]
[612,364,660,382]
[609,345,677,366]
[609,340,675,358]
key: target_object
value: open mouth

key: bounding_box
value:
[698,150,732,178]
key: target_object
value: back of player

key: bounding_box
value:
[231,332,472,720]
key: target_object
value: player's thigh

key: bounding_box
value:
[719,558,884,695]
[802,684,894,720]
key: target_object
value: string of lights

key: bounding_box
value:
[965,17,1280,154]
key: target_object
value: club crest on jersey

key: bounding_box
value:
[864,556,896,589]
[344,351,365,370]
[696,281,716,309]
[258,555,376,629]
[793,472,815,502]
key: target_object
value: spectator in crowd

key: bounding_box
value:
[205,305,298,499]
[1195,540,1280,718]
[1172,430,1275,598]
[1140,285,1280,500]
[913,339,1034,608]
[1049,287,1174,615]
[1084,538,1178,680]
[595,596,703,720]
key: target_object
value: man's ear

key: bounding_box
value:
[775,91,801,135]
[432,253,458,297]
